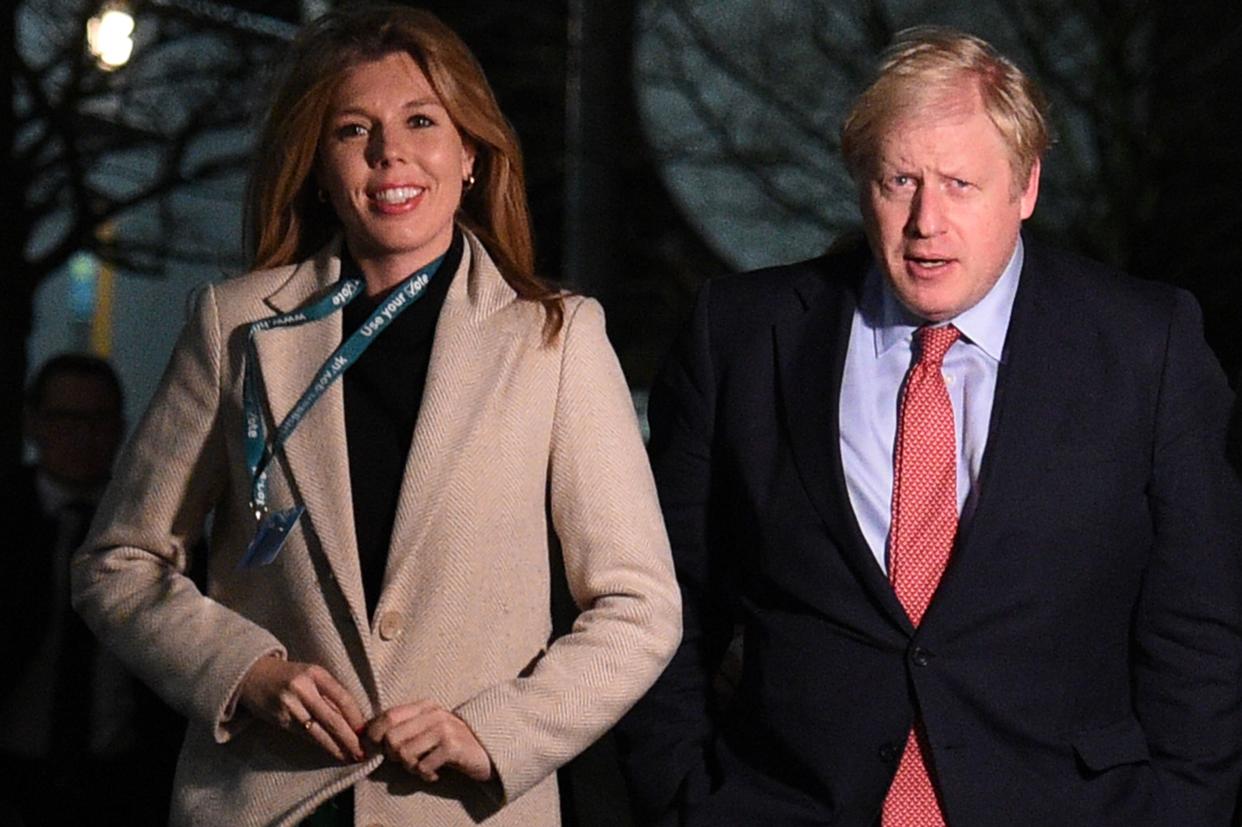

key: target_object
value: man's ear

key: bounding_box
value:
[1019,157,1041,220]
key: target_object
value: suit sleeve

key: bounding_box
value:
[615,280,739,822]
[70,283,285,742]
[1133,290,1242,823]
[453,297,682,803]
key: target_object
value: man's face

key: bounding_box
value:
[859,87,1040,322]
[29,372,123,487]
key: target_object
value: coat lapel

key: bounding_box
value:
[374,235,520,619]
[252,246,371,640]
[773,250,916,634]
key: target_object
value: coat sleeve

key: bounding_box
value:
[71,283,285,742]
[614,279,738,823]
[453,297,682,803]
[1133,290,1242,824]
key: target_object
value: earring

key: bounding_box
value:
[317,188,328,203]
[463,173,476,193]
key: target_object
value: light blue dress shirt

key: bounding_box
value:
[838,240,1024,573]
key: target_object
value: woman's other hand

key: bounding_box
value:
[238,655,367,763]
[366,700,493,783]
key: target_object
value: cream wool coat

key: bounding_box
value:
[71,232,681,826]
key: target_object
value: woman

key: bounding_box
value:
[71,5,680,825]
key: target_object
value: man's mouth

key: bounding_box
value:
[906,256,951,269]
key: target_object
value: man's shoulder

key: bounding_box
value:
[0,465,40,508]
[0,465,49,542]
[701,231,871,321]
[1018,237,1208,375]
[1023,237,1185,319]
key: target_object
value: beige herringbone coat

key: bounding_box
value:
[71,233,681,826]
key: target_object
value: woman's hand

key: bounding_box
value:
[238,655,367,763]
[366,700,493,783]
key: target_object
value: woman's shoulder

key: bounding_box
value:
[462,232,584,323]
[195,252,337,324]
[214,257,324,300]
[203,267,281,302]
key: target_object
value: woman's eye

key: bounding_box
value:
[335,123,368,139]
[409,114,434,128]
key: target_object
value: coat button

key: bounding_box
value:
[910,646,931,667]
[377,611,405,641]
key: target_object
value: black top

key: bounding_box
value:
[340,231,462,619]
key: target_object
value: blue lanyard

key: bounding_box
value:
[242,254,445,522]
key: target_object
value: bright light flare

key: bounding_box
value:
[87,8,136,70]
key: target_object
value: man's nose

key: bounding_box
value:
[906,184,945,238]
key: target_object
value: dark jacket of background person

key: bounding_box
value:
[1,357,183,827]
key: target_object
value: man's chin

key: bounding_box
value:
[890,286,961,324]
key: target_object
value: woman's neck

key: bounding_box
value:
[349,241,453,297]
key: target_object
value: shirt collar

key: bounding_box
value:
[867,237,1024,362]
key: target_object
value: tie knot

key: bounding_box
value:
[915,325,959,367]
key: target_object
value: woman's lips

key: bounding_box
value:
[369,185,425,214]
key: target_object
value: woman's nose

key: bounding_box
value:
[366,125,405,167]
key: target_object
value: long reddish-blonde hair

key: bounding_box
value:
[244,3,563,337]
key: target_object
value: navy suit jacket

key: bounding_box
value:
[617,235,1242,826]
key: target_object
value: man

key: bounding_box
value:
[0,354,181,825]
[618,27,1242,826]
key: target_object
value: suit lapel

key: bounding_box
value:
[920,242,1079,627]
[774,252,915,634]
[252,247,370,640]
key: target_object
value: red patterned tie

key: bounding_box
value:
[882,324,960,827]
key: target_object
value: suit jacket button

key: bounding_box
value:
[378,611,405,641]
[910,646,931,667]
[878,742,900,764]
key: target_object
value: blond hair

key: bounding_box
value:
[841,26,1051,194]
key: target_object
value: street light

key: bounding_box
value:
[86,3,136,71]
[78,3,136,355]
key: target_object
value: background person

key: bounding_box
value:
[618,26,1242,826]
[71,5,680,825]
[1,354,182,826]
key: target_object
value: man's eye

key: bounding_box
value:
[892,174,913,187]
[950,177,972,189]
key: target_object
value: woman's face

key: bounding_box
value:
[317,51,474,277]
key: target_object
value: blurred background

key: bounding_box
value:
[3,0,1239,822]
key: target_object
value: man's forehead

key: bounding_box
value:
[880,82,985,142]
[869,92,1020,176]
